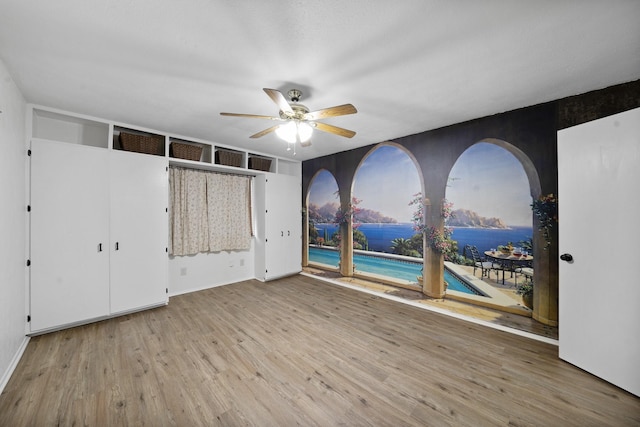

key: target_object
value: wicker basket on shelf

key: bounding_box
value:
[171,142,203,161]
[249,157,272,172]
[119,132,164,156]
[215,150,243,167]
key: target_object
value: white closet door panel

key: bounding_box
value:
[264,174,301,280]
[280,174,302,275]
[109,151,168,314]
[253,175,267,280]
[30,140,110,332]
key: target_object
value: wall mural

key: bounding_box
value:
[308,143,533,275]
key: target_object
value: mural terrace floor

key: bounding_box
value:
[302,264,558,341]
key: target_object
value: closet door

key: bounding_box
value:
[30,140,110,332]
[264,174,302,280]
[109,151,168,314]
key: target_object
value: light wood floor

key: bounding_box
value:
[1,276,638,426]
[303,265,559,340]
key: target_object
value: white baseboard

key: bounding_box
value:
[0,336,30,395]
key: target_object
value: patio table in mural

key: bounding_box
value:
[484,250,533,284]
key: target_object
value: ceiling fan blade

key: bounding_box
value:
[263,88,293,116]
[303,104,357,121]
[313,122,356,138]
[220,112,282,121]
[250,125,279,139]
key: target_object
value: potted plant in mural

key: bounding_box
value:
[516,278,534,309]
[531,193,557,249]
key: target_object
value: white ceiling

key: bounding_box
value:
[1,1,639,161]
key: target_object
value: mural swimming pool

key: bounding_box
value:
[308,246,485,296]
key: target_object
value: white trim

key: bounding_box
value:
[0,336,30,395]
[300,272,558,346]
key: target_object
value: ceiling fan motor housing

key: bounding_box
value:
[279,103,310,120]
[288,89,302,103]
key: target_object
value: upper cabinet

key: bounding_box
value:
[29,105,301,178]
[32,108,109,148]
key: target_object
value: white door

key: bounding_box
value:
[557,107,640,396]
[109,151,168,314]
[279,174,302,276]
[30,140,110,332]
[264,174,301,280]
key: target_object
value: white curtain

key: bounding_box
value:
[206,173,251,252]
[169,167,251,256]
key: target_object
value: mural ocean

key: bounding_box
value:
[313,223,532,255]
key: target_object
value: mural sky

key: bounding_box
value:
[309,142,532,227]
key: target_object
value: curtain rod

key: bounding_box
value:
[169,165,255,178]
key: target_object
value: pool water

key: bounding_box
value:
[308,247,483,296]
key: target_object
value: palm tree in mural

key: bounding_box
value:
[390,238,420,257]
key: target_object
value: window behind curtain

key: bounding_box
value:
[169,167,252,256]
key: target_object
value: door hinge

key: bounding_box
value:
[27,205,31,212]
[166,288,168,294]
[166,247,168,253]
[27,315,31,323]
[26,259,31,267]
[27,149,31,156]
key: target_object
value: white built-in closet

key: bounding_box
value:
[27,106,302,335]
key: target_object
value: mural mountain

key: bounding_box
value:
[308,202,397,224]
[448,208,508,229]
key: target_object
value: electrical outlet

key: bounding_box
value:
[239,259,244,267]
[229,260,234,267]
[180,267,187,276]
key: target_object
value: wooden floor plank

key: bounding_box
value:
[1,275,638,426]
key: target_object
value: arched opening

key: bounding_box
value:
[305,169,340,269]
[446,140,542,314]
[336,143,425,287]
[352,144,423,255]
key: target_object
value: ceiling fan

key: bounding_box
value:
[220,88,357,147]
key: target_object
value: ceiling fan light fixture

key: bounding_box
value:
[275,121,313,144]
[297,121,313,142]
[275,121,297,143]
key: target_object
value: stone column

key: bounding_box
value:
[422,198,446,298]
[339,193,354,277]
[532,220,559,326]
[302,207,309,267]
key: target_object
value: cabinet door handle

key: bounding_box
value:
[98,243,102,252]
[281,231,284,237]
[288,230,290,236]
[115,242,119,251]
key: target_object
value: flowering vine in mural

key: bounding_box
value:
[333,195,363,229]
[409,193,456,256]
[531,193,557,249]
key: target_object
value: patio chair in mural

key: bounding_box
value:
[514,262,533,286]
[466,245,496,279]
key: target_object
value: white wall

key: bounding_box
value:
[168,243,255,296]
[0,58,28,391]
